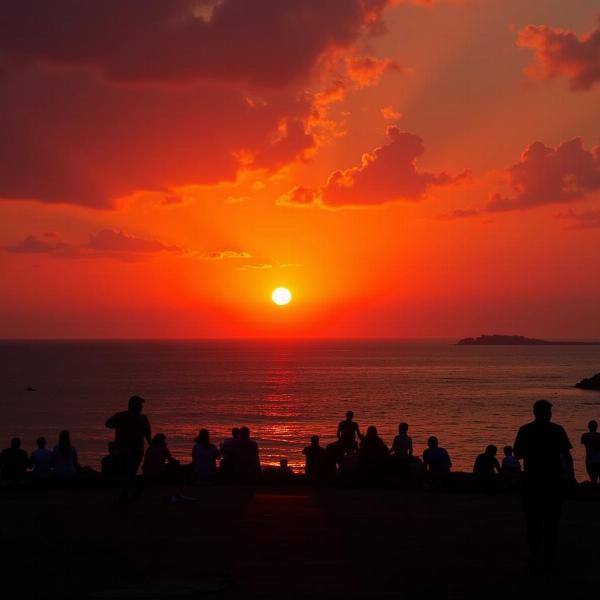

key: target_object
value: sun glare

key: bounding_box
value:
[272,287,292,306]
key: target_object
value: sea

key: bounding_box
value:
[1,340,599,479]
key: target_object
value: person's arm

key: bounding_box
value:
[560,428,574,480]
[356,423,364,441]
[408,438,413,457]
[494,458,501,474]
[105,413,119,429]
[336,422,342,439]
[580,433,586,446]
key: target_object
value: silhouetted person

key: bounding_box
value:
[473,444,501,487]
[359,426,390,473]
[101,442,119,481]
[423,436,451,477]
[337,411,362,452]
[142,433,179,479]
[278,459,294,478]
[501,445,521,475]
[192,429,221,481]
[52,430,79,480]
[233,426,260,481]
[303,435,328,481]
[221,427,240,455]
[106,395,152,503]
[581,420,600,484]
[0,437,29,482]
[30,436,53,480]
[390,422,413,459]
[514,400,573,572]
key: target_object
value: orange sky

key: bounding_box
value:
[1,0,599,339]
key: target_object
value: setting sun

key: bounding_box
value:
[272,287,292,306]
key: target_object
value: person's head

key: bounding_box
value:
[399,422,409,434]
[240,426,250,439]
[366,425,378,440]
[427,436,438,448]
[589,420,598,433]
[503,445,513,457]
[10,437,21,450]
[58,430,71,454]
[280,459,288,469]
[36,437,46,449]
[485,445,497,457]
[151,433,166,447]
[310,435,320,447]
[345,411,354,421]
[232,427,240,439]
[194,429,210,446]
[108,441,117,455]
[128,395,145,415]
[533,399,552,422]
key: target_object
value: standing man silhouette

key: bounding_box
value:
[513,400,573,572]
[106,395,152,503]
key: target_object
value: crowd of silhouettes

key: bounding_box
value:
[1,395,596,574]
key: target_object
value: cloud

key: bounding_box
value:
[345,55,401,87]
[5,229,180,259]
[281,127,465,208]
[201,250,252,260]
[0,0,391,87]
[381,105,402,120]
[0,1,398,209]
[557,209,600,229]
[277,186,320,207]
[487,138,600,212]
[437,208,478,221]
[518,20,600,90]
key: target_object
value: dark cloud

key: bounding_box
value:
[0,0,390,87]
[5,229,180,259]
[437,208,478,221]
[518,20,600,91]
[487,138,600,212]
[557,209,600,229]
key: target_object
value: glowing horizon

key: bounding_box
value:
[1,1,599,339]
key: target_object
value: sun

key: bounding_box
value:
[272,287,292,306]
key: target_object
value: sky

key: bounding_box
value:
[1,0,599,339]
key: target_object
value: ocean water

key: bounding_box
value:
[1,340,599,478]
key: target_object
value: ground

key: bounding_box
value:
[1,485,598,599]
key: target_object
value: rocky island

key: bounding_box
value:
[457,334,600,346]
[575,373,600,390]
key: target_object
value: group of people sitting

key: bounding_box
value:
[2,401,600,494]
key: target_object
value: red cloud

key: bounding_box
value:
[281,127,465,208]
[5,229,180,259]
[487,138,600,212]
[437,208,478,221]
[0,1,396,208]
[0,0,390,87]
[518,20,600,90]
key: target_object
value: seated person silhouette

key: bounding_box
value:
[0,437,29,482]
[303,435,329,481]
[337,411,362,453]
[278,459,294,479]
[514,399,573,573]
[192,429,221,482]
[473,444,501,486]
[232,426,260,482]
[423,436,451,478]
[359,426,390,475]
[101,442,119,482]
[501,445,521,474]
[142,433,180,480]
[390,422,413,460]
[51,430,79,480]
[30,436,53,481]
[581,420,600,484]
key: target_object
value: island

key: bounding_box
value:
[575,373,600,390]
[457,334,600,346]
